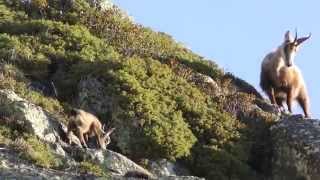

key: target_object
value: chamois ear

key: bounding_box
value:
[284,30,293,42]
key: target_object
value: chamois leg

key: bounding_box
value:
[67,122,76,145]
[83,125,95,147]
[298,97,311,118]
[67,130,72,145]
[286,88,293,113]
[93,126,104,149]
[77,129,88,148]
[84,134,89,142]
[266,87,277,105]
[276,97,285,112]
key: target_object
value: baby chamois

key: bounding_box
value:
[67,108,115,149]
[260,30,311,118]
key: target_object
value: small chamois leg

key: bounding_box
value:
[266,87,277,105]
[77,129,88,148]
[286,88,293,113]
[93,126,104,149]
[298,97,311,118]
[84,134,89,142]
[276,97,286,113]
[67,130,72,145]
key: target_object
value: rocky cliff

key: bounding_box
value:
[271,115,320,180]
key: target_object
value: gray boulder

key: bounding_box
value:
[61,145,205,180]
[0,90,61,143]
[271,115,320,180]
[60,145,155,178]
[148,159,204,180]
[102,150,153,177]
[190,72,222,96]
[147,159,191,177]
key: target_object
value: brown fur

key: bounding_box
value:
[67,109,114,149]
[261,60,310,118]
[276,67,310,117]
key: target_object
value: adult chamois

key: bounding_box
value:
[260,30,311,118]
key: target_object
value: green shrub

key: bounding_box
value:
[80,6,223,79]
[0,4,15,22]
[0,125,19,144]
[112,57,197,160]
[31,0,48,10]
[0,63,64,114]
[0,19,119,100]
[189,144,256,180]
[78,161,108,177]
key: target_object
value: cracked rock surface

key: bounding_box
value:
[271,115,320,180]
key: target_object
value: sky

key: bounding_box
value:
[112,0,320,118]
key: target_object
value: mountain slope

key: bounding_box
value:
[0,0,276,179]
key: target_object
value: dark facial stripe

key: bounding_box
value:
[284,43,294,66]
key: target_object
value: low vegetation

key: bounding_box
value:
[78,161,108,177]
[0,116,61,169]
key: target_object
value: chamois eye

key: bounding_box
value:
[288,44,295,50]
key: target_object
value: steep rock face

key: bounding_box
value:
[0,89,61,143]
[271,115,320,180]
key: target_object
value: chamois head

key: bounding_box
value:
[100,126,115,150]
[282,30,311,67]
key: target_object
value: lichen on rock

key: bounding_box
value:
[271,115,320,180]
[0,89,61,143]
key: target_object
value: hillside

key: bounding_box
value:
[0,0,279,179]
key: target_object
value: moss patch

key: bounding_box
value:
[78,161,109,177]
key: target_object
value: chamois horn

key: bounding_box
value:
[293,29,298,43]
[297,33,311,45]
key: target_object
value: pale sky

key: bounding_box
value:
[113,0,320,118]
